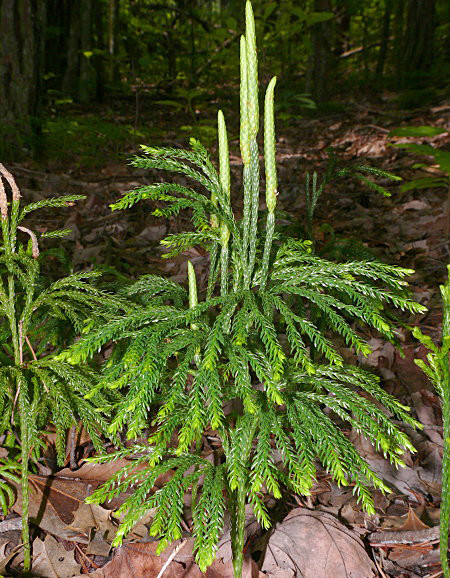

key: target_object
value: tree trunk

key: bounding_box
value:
[62,0,81,96]
[335,2,351,55]
[392,0,404,78]
[0,0,46,158]
[62,0,96,102]
[93,0,105,102]
[399,0,436,85]
[376,0,392,76]
[306,0,334,103]
[107,0,120,83]
[79,0,94,103]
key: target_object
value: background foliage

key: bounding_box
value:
[0,0,449,161]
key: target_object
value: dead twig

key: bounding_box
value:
[155,539,188,578]
[75,543,100,570]
[25,335,38,362]
[17,226,39,258]
[368,525,439,546]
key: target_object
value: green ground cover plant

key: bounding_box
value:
[64,3,425,577]
[389,125,450,192]
[0,164,124,572]
[414,266,450,578]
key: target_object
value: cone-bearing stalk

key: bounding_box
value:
[260,76,277,290]
[243,1,260,288]
[240,35,252,273]
[218,110,231,296]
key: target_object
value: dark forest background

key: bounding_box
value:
[0,0,449,166]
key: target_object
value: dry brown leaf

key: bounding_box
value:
[261,508,377,578]
[32,536,81,578]
[0,543,22,575]
[72,540,260,578]
[397,507,430,532]
[13,459,152,541]
[382,507,430,532]
[67,503,117,542]
[86,529,113,557]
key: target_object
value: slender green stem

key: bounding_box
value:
[220,244,229,296]
[231,484,247,578]
[241,165,251,273]
[259,211,275,290]
[19,384,31,572]
[229,415,257,578]
[231,236,244,292]
[207,243,220,299]
[7,276,19,362]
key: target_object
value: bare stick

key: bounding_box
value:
[155,539,188,578]
[25,335,37,362]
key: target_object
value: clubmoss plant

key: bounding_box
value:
[302,148,402,246]
[64,4,425,577]
[414,266,450,578]
[0,164,123,572]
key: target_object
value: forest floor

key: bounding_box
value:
[2,95,450,577]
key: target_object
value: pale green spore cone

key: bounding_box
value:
[245,1,259,138]
[188,261,199,331]
[240,36,250,166]
[188,261,198,309]
[218,110,230,199]
[264,76,277,214]
[217,110,230,245]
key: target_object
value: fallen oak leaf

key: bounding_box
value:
[12,459,155,542]
[32,536,81,578]
[0,543,22,576]
[397,507,430,532]
[379,506,430,532]
[261,508,377,578]
[67,503,117,542]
